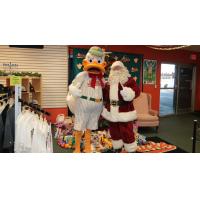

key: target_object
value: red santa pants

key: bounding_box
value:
[109,121,135,145]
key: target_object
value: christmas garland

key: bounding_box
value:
[0,70,41,77]
[146,45,190,51]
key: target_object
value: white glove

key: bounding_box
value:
[69,85,82,97]
[120,87,135,101]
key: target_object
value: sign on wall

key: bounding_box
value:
[69,48,143,86]
[10,76,22,86]
[143,59,157,84]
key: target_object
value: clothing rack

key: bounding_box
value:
[18,98,51,116]
[0,94,8,101]
[14,85,53,153]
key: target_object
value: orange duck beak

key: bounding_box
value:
[82,59,107,74]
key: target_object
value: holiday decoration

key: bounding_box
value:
[55,115,76,149]
[102,61,141,152]
[137,141,176,153]
[143,59,157,84]
[69,48,143,86]
[91,131,113,153]
[0,70,41,77]
[67,46,107,153]
[146,45,190,51]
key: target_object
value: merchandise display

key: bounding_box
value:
[0,76,42,107]
[67,46,107,153]
[55,115,77,149]
[0,82,53,153]
[15,108,53,153]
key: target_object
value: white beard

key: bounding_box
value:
[108,68,130,85]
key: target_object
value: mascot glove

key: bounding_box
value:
[120,87,135,101]
[69,85,82,97]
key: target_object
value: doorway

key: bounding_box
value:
[160,64,176,116]
[160,63,196,116]
[176,65,196,114]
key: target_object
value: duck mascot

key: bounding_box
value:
[66,46,106,153]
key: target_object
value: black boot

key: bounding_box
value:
[112,148,122,153]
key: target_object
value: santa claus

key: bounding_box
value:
[102,61,140,152]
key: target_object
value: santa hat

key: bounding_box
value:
[110,61,126,70]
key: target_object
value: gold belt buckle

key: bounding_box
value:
[111,100,118,106]
[95,98,101,103]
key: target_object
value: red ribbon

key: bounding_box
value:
[88,73,104,88]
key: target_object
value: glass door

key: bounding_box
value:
[176,65,195,114]
[160,64,176,116]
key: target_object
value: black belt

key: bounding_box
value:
[107,100,126,106]
[80,95,102,103]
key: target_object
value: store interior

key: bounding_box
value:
[0,45,200,153]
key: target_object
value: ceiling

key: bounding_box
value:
[183,45,200,52]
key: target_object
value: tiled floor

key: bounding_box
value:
[140,113,200,153]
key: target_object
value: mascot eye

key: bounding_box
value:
[89,58,93,63]
[97,58,103,63]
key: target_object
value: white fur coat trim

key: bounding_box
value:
[112,139,123,149]
[124,141,137,152]
[101,108,137,122]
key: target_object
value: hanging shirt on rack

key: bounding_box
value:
[3,105,15,152]
[15,110,36,153]
[1,104,9,125]
[15,109,53,153]
[0,100,8,152]
[0,101,7,114]
[46,123,53,153]
[0,115,4,152]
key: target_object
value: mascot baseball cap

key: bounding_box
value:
[88,46,104,57]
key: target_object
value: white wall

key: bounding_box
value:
[0,45,68,108]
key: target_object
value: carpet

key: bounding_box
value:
[145,137,187,153]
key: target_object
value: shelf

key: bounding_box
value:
[31,77,41,80]
[0,75,42,107]
[30,91,41,93]
[0,93,7,96]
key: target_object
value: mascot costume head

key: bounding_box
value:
[67,46,106,153]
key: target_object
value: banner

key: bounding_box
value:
[69,48,87,84]
[69,48,143,86]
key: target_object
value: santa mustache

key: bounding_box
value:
[109,68,130,84]
[110,71,121,76]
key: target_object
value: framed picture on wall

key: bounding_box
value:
[143,59,157,84]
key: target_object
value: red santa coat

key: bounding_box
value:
[102,77,140,123]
